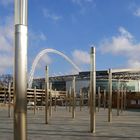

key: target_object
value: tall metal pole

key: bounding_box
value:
[72,76,76,119]
[90,47,96,133]
[34,87,36,115]
[45,66,49,124]
[8,82,11,118]
[69,87,72,112]
[103,89,106,110]
[124,88,126,110]
[108,69,112,122]
[98,87,101,112]
[121,85,124,113]
[49,83,52,117]
[14,0,28,140]
[54,89,57,111]
[117,80,120,116]
[80,89,82,111]
[65,91,68,110]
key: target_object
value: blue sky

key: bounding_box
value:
[1,0,140,78]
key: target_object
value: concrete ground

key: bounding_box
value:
[0,105,140,140]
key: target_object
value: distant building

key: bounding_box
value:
[32,69,140,93]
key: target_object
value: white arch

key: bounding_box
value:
[28,48,81,88]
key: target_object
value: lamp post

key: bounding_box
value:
[14,0,28,140]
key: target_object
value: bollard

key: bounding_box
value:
[4,87,7,104]
[90,47,96,133]
[72,77,76,119]
[117,80,120,116]
[80,89,82,111]
[65,91,68,110]
[54,89,57,111]
[49,83,52,117]
[103,89,106,110]
[121,86,124,113]
[98,87,101,112]
[108,69,112,122]
[8,82,11,118]
[88,90,90,109]
[45,66,49,124]
[69,87,72,112]
[124,88,127,110]
[34,87,36,115]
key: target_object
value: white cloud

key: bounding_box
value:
[133,8,140,17]
[100,26,140,68]
[0,14,47,74]
[41,54,52,64]
[29,31,47,41]
[72,49,90,65]
[36,54,52,70]
[43,8,62,21]
[0,16,14,74]
[71,0,96,14]
[0,0,13,7]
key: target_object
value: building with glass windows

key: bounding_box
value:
[33,69,140,93]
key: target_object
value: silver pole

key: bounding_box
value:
[4,87,6,104]
[124,88,126,110]
[14,0,28,139]
[90,47,96,133]
[117,80,120,116]
[98,87,101,112]
[80,89,82,111]
[88,90,90,109]
[8,82,11,117]
[65,91,68,110]
[103,89,106,110]
[108,69,112,122]
[34,87,36,115]
[121,86,124,113]
[54,89,57,111]
[45,66,49,124]
[72,76,76,119]
[49,83,52,117]
[69,87,72,112]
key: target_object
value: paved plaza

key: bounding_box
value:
[0,105,140,140]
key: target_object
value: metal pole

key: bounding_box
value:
[80,89,82,111]
[108,69,112,122]
[65,91,68,110]
[54,89,57,111]
[41,91,44,106]
[88,90,90,109]
[45,66,49,124]
[98,87,101,112]
[117,80,120,116]
[49,83,52,117]
[34,87,36,115]
[124,88,126,110]
[8,82,11,118]
[14,0,28,139]
[69,87,72,112]
[82,92,84,107]
[4,87,7,104]
[72,76,76,119]
[121,86,123,113]
[90,47,96,133]
[103,89,106,110]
